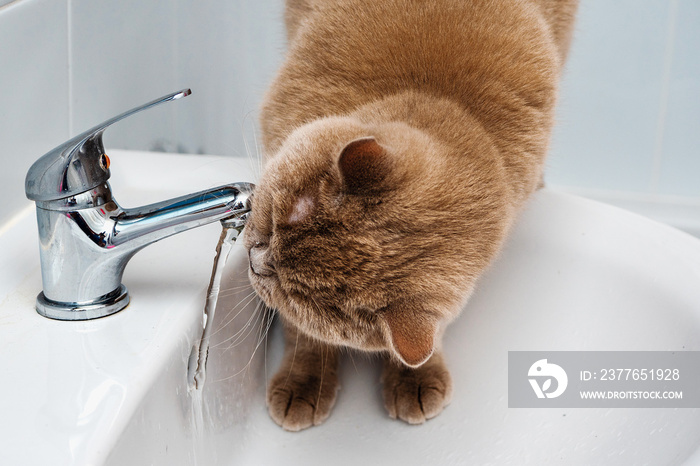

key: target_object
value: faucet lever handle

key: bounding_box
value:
[25,89,192,202]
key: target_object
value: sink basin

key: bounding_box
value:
[2,150,700,465]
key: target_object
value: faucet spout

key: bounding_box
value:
[32,181,254,321]
[113,183,253,249]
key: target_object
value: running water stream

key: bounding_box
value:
[192,220,246,390]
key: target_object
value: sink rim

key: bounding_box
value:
[0,150,258,465]
[2,150,700,465]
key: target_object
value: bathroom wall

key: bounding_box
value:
[549,0,700,237]
[0,0,698,235]
[0,0,70,228]
[0,0,285,227]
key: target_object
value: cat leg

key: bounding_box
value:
[267,322,340,431]
[381,351,453,424]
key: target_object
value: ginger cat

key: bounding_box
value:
[245,0,578,431]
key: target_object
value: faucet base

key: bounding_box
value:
[36,285,130,321]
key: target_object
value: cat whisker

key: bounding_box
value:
[316,344,327,412]
[217,281,254,291]
[216,285,255,298]
[211,305,275,383]
[348,349,360,375]
[211,287,257,327]
[248,112,264,179]
[240,305,276,378]
[283,330,301,390]
[211,292,263,346]
[220,300,267,352]
[263,306,273,384]
[207,290,259,343]
[239,107,263,182]
[212,298,258,347]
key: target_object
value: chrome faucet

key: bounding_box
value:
[25,89,254,321]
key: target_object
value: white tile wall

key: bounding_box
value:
[547,0,700,234]
[173,0,285,157]
[656,0,700,198]
[0,0,284,225]
[548,0,674,193]
[0,0,698,233]
[70,0,180,152]
[0,0,69,226]
[67,0,285,157]
[552,0,700,193]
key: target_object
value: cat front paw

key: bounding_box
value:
[381,353,453,424]
[267,362,340,432]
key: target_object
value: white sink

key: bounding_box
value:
[2,150,700,465]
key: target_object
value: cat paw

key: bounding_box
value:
[382,355,453,424]
[267,365,339,431]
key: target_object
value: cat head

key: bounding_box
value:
[245,115,505,367]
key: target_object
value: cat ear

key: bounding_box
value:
[338,137,390,195]
[384,303,438,368]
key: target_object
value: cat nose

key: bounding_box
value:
[249,247,276,277]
